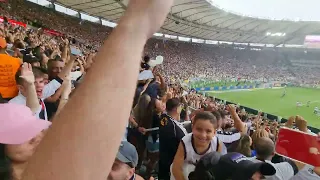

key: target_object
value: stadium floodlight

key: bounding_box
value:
[234,42,248,46]
[285,44,303,48]
[101,20,117,27]
[28,0,50,6]
[178,37,191,42]
[153,33,163,37]
[219,41,233,44]
[266,32,286,37]
[192,38,204,43]
[250,43,264,47]
[164,34,177,39]
[205,40,218,44]
[265,44,274,47]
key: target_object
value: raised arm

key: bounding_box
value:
[172,142,186,180]
[227,104,247,134]
[57,57,75,80]
[22,1,173,180]
[20,63,40,113]
[55,76,72,116]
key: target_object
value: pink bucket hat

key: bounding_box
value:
[0,103,51,144]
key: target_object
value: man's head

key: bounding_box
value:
[107,141,138,180]
[166,98,182,119]
[218,109,227,129]
[254,137,275,161]
[15,67,45,98]
[47,59,65,80]
[211,111,222,128]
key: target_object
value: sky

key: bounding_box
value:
[207,0,320,21]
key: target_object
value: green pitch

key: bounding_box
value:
[207,87,320,128]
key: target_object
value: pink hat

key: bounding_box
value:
[0,103,51,144]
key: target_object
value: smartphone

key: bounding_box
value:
[275,127,320,166]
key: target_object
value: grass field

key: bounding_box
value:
[207,87,320,128]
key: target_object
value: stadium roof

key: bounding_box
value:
[57,0,320,45]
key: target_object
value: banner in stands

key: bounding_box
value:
[43,28,64,36]
[0,16,26,27]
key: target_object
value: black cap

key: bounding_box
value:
[217,152,276,180]
[189,152,276,180]
[189,152,221,180]
[23,54,39,63]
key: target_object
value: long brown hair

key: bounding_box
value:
[133,94,151,126]
[140,98,157,129]
[235,134,252,157]
[133,94,158,129]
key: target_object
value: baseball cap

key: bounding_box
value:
[0,103,51,144]
[116,141,138,168]
[218,152,276,180]
[190,152,276,180]
[23,54,39,63]
[0,38,7,48]
[188,152,221,180]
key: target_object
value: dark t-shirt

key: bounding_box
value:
[45,98,58,120]
[140,62,150,70]
[145,82,160,98]
[159,114,186,179]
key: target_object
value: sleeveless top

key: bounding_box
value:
[169,133,220,180]
[182,133,219,166]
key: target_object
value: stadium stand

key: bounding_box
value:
[0,0,319,180]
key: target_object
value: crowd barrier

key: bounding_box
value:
[212,97,320,133]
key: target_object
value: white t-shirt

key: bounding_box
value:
[290,165,320,180]
[249,157,295,180]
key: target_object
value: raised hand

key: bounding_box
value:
[295,115,308,132]
[227,104,236,113]
[61,75,72,100]
[19,63,35,85]
[124,0,174,38]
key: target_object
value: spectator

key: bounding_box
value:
[0,103,51,180]
[252,137,301,179]
[234,134,252,157]
[9,65,63,120]
[0,37,21,101]
[171,111,224,180]
[159,98,187,180]
[190,151,277,180]
[107,141,145,180]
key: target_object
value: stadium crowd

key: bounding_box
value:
[0,0,320,86]
[0,0,319,180]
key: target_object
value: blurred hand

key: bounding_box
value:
[19,63,35,85]
[61,75,72,99]
[138,127,146,135]
[295,115,308,132]
[124,0,174,38]
[227,104,236,113]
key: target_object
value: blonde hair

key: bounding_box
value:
[235,134,252,157]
